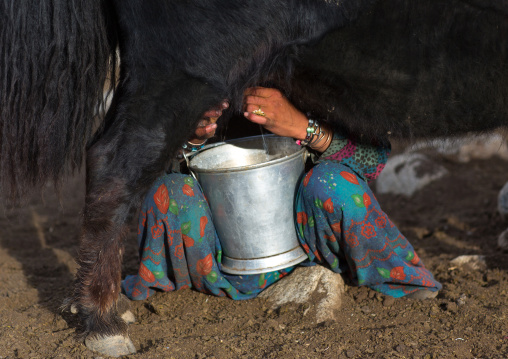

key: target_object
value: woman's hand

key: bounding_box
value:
[188,100,229,144]
[243,87,308,140]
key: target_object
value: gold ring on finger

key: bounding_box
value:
[252,107,266,117]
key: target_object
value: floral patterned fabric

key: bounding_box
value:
[122,136,441,300]
[122,174,293,300]
[294,161,441,297]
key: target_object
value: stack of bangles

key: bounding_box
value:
[182,139,207,152]
[296,118,332,152]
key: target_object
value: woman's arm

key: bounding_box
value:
[243,87,332,153]
[242,87,390,182]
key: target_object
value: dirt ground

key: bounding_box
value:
[0,139,507,359]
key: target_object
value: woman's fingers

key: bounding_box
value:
[243,103,270,125]
[202,100,229,118]
[202,108,222,118]
[192,100,228,141]
[243,111,268,125]
[244,104,268,116]
[193,122,218,139]
[242,87,308,139]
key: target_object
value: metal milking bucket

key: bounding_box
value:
[188,135,308,275]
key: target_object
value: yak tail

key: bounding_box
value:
[0,0,117,201]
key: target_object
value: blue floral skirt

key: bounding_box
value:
[122,161,441,300]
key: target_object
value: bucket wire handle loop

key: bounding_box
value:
[182,151,198,181]
[184,142,227,181]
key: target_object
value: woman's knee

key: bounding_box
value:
[143,173,204,209]
[301,162,358,202]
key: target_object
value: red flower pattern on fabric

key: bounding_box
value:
[139,262,155,283]
[301,243,310,254]
[390,266,406,281]
[374,216,387,229]
[421,278,434,287]
[313,250,322,261]
[153,184,170,214]
[340,171,359,185]
[411,251,420,265]
[132,288,142,298]
[174,243,184,259]
[182,183,195,197]
[141,211,147,229]
[323,198,334,213]
[361,222,376,239]
[331,222,342,233]
[303,168,313,187]
[345,232,359,247]
[151,220,164,239]
[196,254,213,276]
[182,234,194,248]
[200,216,208,237]
[363,192,372,207]
[297,211,308,225]
[324,234,336,242]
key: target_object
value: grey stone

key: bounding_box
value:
[121,310,136,324]
[259,265,345,323]
[497,228,508,251]
[375,153,448,197]
[497,182,508,219]
[449,255,487,271]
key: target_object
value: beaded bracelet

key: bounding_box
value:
[296,118,319,146]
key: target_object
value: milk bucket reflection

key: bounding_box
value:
[188,135,308,274]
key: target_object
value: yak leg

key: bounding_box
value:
[72,75,222,357]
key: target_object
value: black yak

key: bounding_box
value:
[1,0,507,356]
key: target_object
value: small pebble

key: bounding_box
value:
[457,294,467,305]
[355,291,368,302]
[361,306,371,314]
[446,302,458,313]
[383,296,396,307]
[395,344,407,353]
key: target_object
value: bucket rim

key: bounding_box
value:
[188,134,307,174]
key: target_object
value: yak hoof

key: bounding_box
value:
[85,334,136,357]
